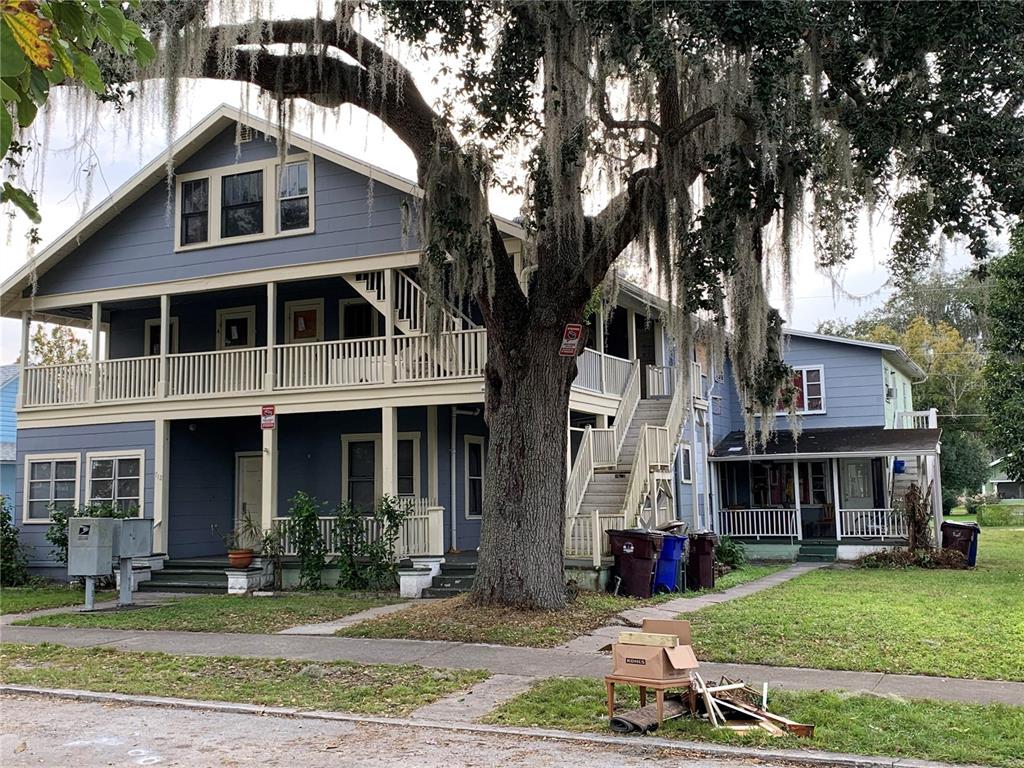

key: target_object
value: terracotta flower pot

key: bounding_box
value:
[228,549,254,569]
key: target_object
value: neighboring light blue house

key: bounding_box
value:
[0,364,17,504]
[0,105,944,584]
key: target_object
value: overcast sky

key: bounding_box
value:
[0,73,977,365]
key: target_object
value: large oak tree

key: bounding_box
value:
[101,1,1022,608]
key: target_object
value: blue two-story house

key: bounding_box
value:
[1,105,942,585]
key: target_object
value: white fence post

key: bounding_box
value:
[590,508,602,569]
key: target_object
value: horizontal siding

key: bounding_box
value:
[1,378,17,442]
[14,422,155,568]
[34,126,419,297]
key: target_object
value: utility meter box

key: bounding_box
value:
[67,517,116,577]
[116,518,153,559]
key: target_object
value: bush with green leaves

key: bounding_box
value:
[286,491,327,590]
[714,535,746,568]
[332,495,411,590]
[978,504,1024,527]
[44,503,136,566]
[963,492,1000,516]
[1,496,30,587]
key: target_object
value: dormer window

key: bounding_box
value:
[221,170,264,238]
[180,178,209,245]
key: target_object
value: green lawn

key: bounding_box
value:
[16,592,402,634]
[0,643,486,717]
[0,586,116,615]
[485,677,1024,768]
[685,528,1024,680]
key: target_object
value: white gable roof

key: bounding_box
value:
[1,104,526,309]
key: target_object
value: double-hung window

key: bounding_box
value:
[87,453,143,515]
[397,439,416,497]
[465,437,485,518]
[221,169,264,238]
[25,455,79,522]
[279,162,310,231]
[786,366,825,414]
[180,179,209,245]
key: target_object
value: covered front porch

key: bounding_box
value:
[711,424,943,553]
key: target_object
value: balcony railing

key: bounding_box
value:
[896,409,938,429]
[20,331,635,409]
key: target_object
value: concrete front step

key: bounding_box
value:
[138,581,226,593]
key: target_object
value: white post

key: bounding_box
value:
[261,418,278,532]
[265,282,277,392]
[153,418,170,555]
[17,311,29,408]
[626,309,637,361]
[383,269,395,385]
[595,413,609,429]
[90,301,101,403]
[158,294,170,398]
[382,406,397,498]
[832,458,843,541]
[930,451,944,546]
[591,507,602,569]
[596,309,606,394]
[792,460,803,541]
[427,405,438,502]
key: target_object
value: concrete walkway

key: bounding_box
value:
[3,624,1020,706]
[561,562,825,653]
[277,601,415,635]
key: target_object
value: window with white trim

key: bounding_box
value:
[680,446,693,484]
[783,365,825,414]
[465,436,485,519]
[87,453,144,516]
[278,162,310,231]
[221,169,264,238]
[180,179,209,245]
[25,455,79,522]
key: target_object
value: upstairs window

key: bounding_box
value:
[180,179,209,245]
[221,170,264,238]
[780,366,826,414]
[279,162,310,231]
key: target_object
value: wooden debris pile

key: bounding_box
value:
[609,675,814,737]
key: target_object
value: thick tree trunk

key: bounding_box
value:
[470,322,578,610]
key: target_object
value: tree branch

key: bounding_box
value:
[598,96,663,136]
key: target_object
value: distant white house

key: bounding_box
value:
[982,457,1022,500]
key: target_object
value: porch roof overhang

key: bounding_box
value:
[710,426,941,462]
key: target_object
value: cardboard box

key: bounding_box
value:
[606,618,699,682]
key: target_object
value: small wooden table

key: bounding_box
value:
[604,673,695,727]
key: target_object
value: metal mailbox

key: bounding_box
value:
[67,517,116,577]
[115,518,153,559]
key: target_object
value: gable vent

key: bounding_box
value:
[235,124,254,144]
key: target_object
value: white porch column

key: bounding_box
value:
[595,413,609,429]
[427,405,439,502]
[931,452,944,545]
[596,310,606,393]
[153,418,170,554]
[383,269,395,385]
[382,406,397,498]
[653,320,665,366]
[626,308,637,361]
[90,301,101,403]
[17,311,30,408]
[261,418,278,531]
[158,294,170,398]
[792,460,802,541]
[832,458,843,540]
[265,282,277,392]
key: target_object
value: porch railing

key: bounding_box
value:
[96,356,161,402]
[167,347,267,398]
[22,361,92,407]
[275,338,386,389]
[840,507,906,539]
[721,508,799,538]
[273,498,444,558]
[394,328,487,381]
[564,508,628,567]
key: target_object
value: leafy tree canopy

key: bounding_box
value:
[939,430,992,512]
[29,325,89,366]
[983,226,1024,482]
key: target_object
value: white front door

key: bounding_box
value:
[236,453,263,547]
[840,458,874,510]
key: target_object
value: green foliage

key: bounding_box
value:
[978,505,1024,528]
[1,1,155,223]
[983,227,1024,484]
[941,431,993,513]
[714,535,746,568]
[44,502,135,565]
[29,324,89,365]
[964,492,1000,516]
[332,495,411,590]
[857,547,967,570]
[286,491,327,590]
[1,496,30,587]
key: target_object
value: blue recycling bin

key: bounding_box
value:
[654,534,687,592]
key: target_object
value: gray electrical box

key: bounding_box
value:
[116,518,153,559]
[67,517,116,577]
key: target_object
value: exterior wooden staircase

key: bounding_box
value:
[343,270,475,336]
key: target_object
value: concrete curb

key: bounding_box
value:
[0,684,985,768]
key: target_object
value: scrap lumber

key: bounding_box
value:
[617,631,679,648]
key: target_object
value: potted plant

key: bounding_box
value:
[213,515,263,569]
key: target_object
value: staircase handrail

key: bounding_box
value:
[613,361,641,456]
[564,425,596,522]
[395,269,477,332]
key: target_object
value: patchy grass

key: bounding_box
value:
[686,528,1024,681]
[17,592,402,634]
[485,677,1024,768]
[338,591,644,647]
[337,564,789,647]
[0,586,116,616]
[0,643,486,717]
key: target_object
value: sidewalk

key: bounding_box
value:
[3,623,1020,705]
